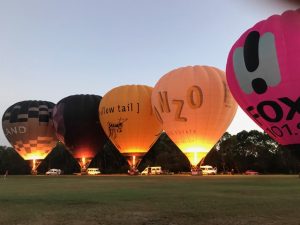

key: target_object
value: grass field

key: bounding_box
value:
[0,175,300,225]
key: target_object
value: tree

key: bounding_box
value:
[38,142,80,174]
[2,130,300,174]
[0,146,31,174]
[90,140,129,174]
[139,133,190,173]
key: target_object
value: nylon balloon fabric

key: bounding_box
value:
[99,85,162,167]
[2,100,57,160]
[152,66,238,166]
[226,9,300,147]
[53,95,107,160]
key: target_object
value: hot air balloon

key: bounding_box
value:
[226,9,300,149]
[99,85,162,174]
[152,66,237,173]
[53,95,107,172]
[2,100,58,174]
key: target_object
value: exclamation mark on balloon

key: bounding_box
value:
[244,31,268,95]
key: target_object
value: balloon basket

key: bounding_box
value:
[191,166,202,176]
[128,166,139,176]
[123,154,144,175]
[31,170,38,175]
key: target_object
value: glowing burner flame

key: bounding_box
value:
[78,157,92,174]
[30,158,42,175]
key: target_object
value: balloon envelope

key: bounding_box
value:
[99,85,162,167]
[226,9,300,146]
[53,95,107,165]
[152,66,238,166]
[2,100,57,160]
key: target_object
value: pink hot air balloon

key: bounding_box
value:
[226,9,300,146]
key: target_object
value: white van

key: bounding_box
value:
[141,166,162,175]
[46,169,62,175]
[200,165,217,175]
[87,168,101,175]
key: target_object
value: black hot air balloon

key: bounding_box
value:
[53,94,107,172]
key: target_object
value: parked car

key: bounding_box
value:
[141,166,162,175]
[87,168,101,175]
[200,165,217,175]
[46,169,62,175]
[244,170,259,175]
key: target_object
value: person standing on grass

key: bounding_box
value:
[3,170,8,179]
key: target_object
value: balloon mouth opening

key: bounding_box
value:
[181,147,209,166]
[23,153,47,161]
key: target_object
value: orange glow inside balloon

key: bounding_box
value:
[179,141,215,166]
[124,148,145,154]
[72,147,95,159]
[2,101,58,161]
[24,152,47,161]
[13,141,57,161]
[99,85,162,167]
[152,66,238,167]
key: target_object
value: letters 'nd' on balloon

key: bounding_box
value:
[152,66,238,167]
[2,100,58,174]
[53,95,107,171]
[99,85,162,171]
[226,9,300,147]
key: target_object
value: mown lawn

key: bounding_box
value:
[0,175,299,225]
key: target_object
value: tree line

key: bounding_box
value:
[0,130,300,175]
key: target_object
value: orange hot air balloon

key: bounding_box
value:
[152,66,237,171]
[2,100,58,174]
[99,85,162,173]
